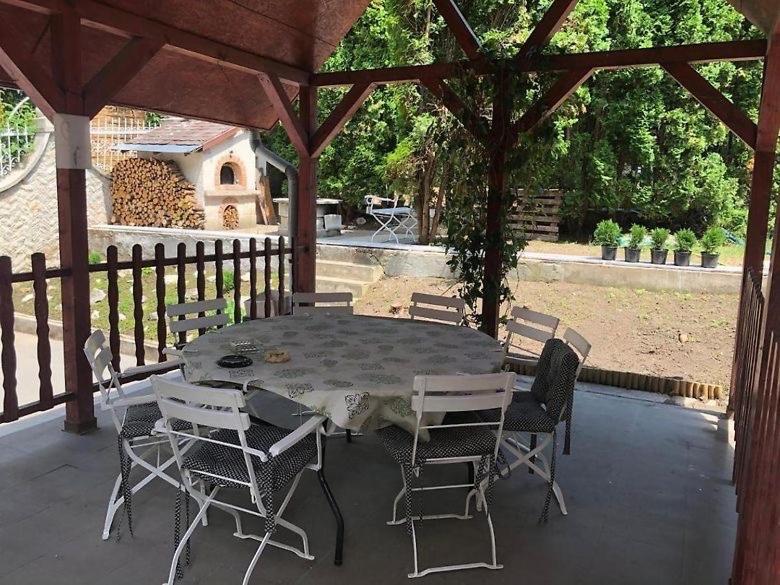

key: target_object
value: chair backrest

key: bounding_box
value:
[365,195,398,213]
[167,298,228,340]
[504,306,560,360]
[292,292,353,315]
[563,327,591,376]
[529,339,580,423]
[152,376,263,494]
[84,329,125,408]
[408,292,465,325]
[409,372,515,465]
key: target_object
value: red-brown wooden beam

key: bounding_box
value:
[482,72,511,337]
[0,18,64,119]
[0,0,310,85]
[663,62,757,148]
[259,72,308,157]
[312,40,767,87]
[83,36,164,118]
[420,77,488,143]
[514,0,581,65]
[295,85,318,294]
[310,82,375,158]
[431,0,482,60]
[510,67,592,143]
[50,5,96,433]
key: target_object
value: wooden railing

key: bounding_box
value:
[0,236,292,424]
[730,268,764,491]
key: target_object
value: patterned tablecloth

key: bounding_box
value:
[181,314,504,434]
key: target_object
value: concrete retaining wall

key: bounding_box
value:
[87,227,744,294]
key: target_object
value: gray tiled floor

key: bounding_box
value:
[0,385,736,584]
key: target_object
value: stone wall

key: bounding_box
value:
[0,123,112,271]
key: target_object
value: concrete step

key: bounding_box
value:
[316,244,380,266]
[315,276,369,299]
[317,259,382,282]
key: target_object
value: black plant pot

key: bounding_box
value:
[701,252,719,268]
[601,246,618,261]
[651,249,668,265]
[674,251,691,267]
[624,247,641,263]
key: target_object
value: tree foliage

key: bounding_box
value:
[266,0,766,239]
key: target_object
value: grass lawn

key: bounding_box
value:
[524,239,755,267]
[12,268,280,346]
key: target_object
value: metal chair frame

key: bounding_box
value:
[153,376,329,585]
[84,329,189,540]
[365,195,417,243]
[386,372,515,578]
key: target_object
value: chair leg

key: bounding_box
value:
[345,429,352,443]
[241,533,273,585]
[503,436,568,516]
[164,491,214,585]
[317,436,344,566]
[102,473,124,540]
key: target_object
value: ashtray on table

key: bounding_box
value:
[217,354,254,368]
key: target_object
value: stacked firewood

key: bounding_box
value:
[222,205,239,230]
[110,158,205,229]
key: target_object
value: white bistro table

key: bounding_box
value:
[181,314,505,434]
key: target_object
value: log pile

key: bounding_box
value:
[222,205,239,230]
[111,158,205,229]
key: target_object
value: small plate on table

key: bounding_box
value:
[217,354,254,368]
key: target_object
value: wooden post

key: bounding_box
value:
[730,28,780,585]
[481,71,510,337]
[729,32,780,410]
[295,85,318,293]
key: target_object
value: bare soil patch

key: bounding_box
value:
[355,276,738,389]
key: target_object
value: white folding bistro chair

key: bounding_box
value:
[377,372,515,578]
[563,327,592,377]
[84,330,191,540]
[408,292,466,325]
[152,376,331,585]
[166,298,228,345]
[484,339,580,520]
[365,195,417,243]
[503,306,560,366]
[292,292,353,315]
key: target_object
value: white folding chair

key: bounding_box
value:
[292,292,353,315]
[486,339,580,520]
[365,195,417,243]
[563,327,592,377]
[378,372,515,578]
[84,330,189,540]
[152,376,329,585]
[165,298,228,355]
[408,292,465,325]
[503,306,560,366]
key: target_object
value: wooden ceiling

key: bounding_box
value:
[0,0,371,129]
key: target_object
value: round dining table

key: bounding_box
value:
[181,313,505,435]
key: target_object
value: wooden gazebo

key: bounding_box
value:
[0,1,778,582]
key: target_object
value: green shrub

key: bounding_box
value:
[700,226,727,255]
[593,219,621,248]
[88,250,103,265]
[649,228,670,251]
[222,269,235,294]
[627,224,647,249]
[674,229,697,253]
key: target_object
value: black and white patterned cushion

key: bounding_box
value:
[377,424,498,465]
[121,401,191,439]
[182,422,316,491]
[479,400,557,433]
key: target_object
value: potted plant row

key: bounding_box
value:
[593,221,727,269]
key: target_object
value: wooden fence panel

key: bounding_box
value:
[131,245,145,366]
[0,256,18,421]
[508,189,562,242]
